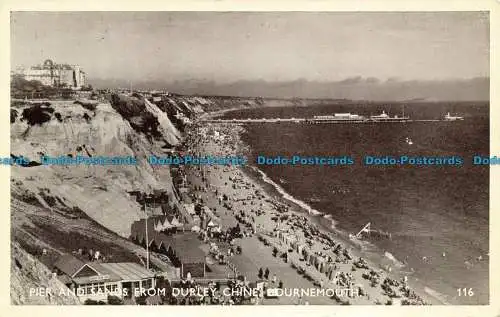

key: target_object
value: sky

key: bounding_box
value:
[10,11,490,83]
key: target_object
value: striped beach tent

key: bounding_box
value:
[319,262,325,273]
[309,255,316,266]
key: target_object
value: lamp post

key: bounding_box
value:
[144,201,150,270]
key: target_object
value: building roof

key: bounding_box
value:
[54,254,155,285]
[93,262,155,282]
[160,233,206,263]
[131,222,206,263]
[53,254,85,277]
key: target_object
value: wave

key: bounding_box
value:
[384,251,405,268]
[424,287,451,305]
[321,214,338,230]
[250,166,323,216]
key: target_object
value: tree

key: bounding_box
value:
[135,294,148,305]
[258,268,263,279]
[264,268,270,279]
[107,295,123,305]
[84,299,105,305]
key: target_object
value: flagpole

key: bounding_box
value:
[145,202,150,270]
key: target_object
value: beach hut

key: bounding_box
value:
[309,254,316,266]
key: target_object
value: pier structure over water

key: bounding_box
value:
[202,118,447,124]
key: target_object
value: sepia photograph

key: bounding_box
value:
[7,9,492,309]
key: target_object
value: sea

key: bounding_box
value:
[221,102,489,305]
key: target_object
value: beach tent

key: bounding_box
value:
[325,264,334,276]
[191,225,201,233]
[154,220,163,232]
[319,262,325,273]
[283,234,290,244]
[166,215,182,228]
[309,255,316,266]
[169,216,182,228]
[184,203,196,215]
[297,244,306,255]
[302,248,309,258]
[278,232,284,242]
[313,256,319,268]
[207,220,216,227]
[328,269,334,280]
[162,217,173,230]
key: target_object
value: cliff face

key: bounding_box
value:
[12,100,168,237]
[9,94,304,242]
[11,242,81,305]
[9,93,278,304]
[10,94,220,237]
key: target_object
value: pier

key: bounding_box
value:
[202,118,448,124]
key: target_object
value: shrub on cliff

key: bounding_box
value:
[21,104,54,125]
[11,75,58,99]
[110,93,162,139]
[74,100,98,111]
[11,109,18,123]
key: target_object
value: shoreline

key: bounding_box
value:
[184,121,443,305]
[235,133,447,305]
[241,159,448,305]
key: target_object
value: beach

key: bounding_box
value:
[181,121,439,305]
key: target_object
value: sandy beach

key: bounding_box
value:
[180,121,438,305]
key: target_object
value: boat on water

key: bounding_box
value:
[444,112,464,121]
[349,222,392,242]
[405,137,413,145]
[349,222,372,241]
[307,197,321,203]
[369,111,410,122]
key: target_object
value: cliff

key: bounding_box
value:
[11,242,81,305]
[9,92,293,304]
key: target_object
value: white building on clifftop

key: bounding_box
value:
[15,59,88,89]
